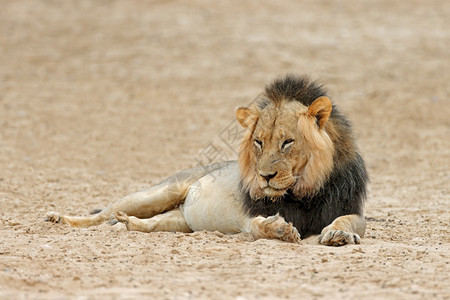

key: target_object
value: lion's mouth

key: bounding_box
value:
[263,186,288,197]
[257,174,297,199]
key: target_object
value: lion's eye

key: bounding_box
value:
[254,139,263,149]
[281,139,294,150]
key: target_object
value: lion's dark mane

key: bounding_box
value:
[260,74,328,108]
[241,75,369,239]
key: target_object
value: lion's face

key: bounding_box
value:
[236,96,335,200]
[250,102,303,198]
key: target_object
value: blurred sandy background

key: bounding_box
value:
[0,0,449,299]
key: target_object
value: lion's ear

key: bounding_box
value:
[308,96,332,129]
[236,107,258,128]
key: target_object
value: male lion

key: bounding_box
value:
[46,75,368,246]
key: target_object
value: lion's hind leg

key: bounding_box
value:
[45,183,188,228]
[44,184,177,228]
[249,214,301,243]
[45,210,108,227]
[115,208,192,233]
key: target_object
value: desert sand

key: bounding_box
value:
[0,1,449,299]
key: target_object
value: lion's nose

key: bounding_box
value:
[260,171,278,183]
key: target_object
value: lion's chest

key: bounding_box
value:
[180,163,251,234]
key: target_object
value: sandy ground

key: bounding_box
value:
[0,0,449,299]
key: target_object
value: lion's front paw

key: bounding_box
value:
[45,211,62,223]
[251,214,301,243]
[319,230,361,246]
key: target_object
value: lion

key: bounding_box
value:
[46,74,369,246]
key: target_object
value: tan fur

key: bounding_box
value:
[237,97,334,199]
[293,111,334,195]
[307,96,332,129]
[250,214,301,243]
[115,209,193,233]
[319,214,366,246]
[236,106,261,198]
